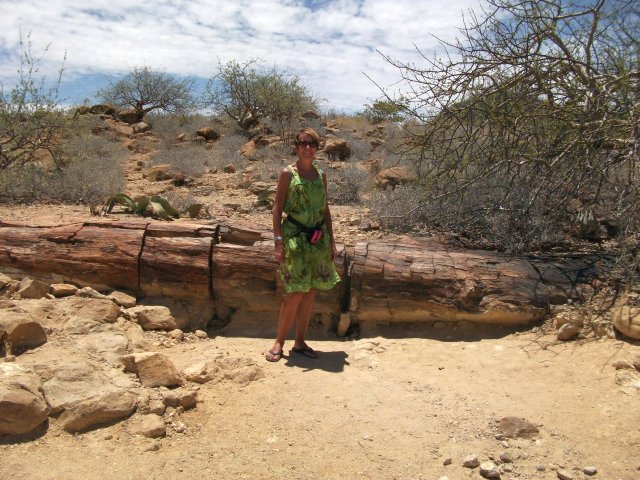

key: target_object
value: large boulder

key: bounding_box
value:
[40,359,134,415]
[196,127,220,142]
[612,305,640,339]
[59,389,137,433]
[88,104,116,116]
[122,351,182,387]
[0,363,50,435]
[0,302,47,355]
[15,277,50,299]
[322,138,351,161]
[145,164,174,181]
[124,305,177,331]
[117,109,143,124]
[374,166,418,189]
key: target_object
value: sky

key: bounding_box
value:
[0,0,486,113]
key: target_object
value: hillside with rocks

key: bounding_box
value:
[1,111,640,480]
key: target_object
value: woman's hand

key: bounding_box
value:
[331,241,338,261]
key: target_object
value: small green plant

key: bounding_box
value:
[102,193,203,221]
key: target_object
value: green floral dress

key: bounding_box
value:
[280,163,341,293]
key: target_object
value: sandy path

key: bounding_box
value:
[2,322,639,480]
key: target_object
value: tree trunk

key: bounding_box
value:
[0,220,599,328]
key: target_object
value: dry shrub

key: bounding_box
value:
[206,132,251,173]
[325,163,371,205]
[0,128,127,204]
[151,143,212,177]
[147,113,218,144]
[367,185,427,231]
[0,155,124,205]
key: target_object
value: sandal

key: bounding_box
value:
[265,349,283,362]
[291,346,318,359]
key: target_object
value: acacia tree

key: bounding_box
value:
[98,66,196,120]
[0,34,68,171]
[377,0,639,254]
[203,59,318,137]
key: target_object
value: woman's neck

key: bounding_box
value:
[295,159,314,172]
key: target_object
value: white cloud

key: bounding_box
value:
[0,0,486,112]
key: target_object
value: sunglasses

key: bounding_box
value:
[297,140,318,148]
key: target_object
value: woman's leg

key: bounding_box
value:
[293,289,317,349]
[268,292,304,357]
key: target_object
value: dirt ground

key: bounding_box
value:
[1,320,639,480]
[1,126,640,480]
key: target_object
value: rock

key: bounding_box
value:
[498,416,539,438]
[442,458,452,466]
[53,297,121,334]
[554,311,583,328]
[240,140,257,158]
[223,163,236,173]
[612,305,640,339]
[89,104,116,115]
[0,363,50,435]
[196,127,220,142]
[633,354,640,371]
[128,414,166,438]
[122,351,182,388]
[131,122,150,134]
[116,109,142,124]
[612,359,635,370]
[41,360,134,415]
[146,164,174,181]
[50,283,78,297]
[557,469,574,480]
[582,466,597,476]
[125,305,177,331]
[322,138,351,161]
[0,272,13,289]
[614,369,640,390]
[16,277,50,299]
[557,322,581,340]
[107,290,137,308]
[591,320,615,338]
[162,388,197,409]
[462,455,480,468]
[59,390,137,433]
[1,279,20,298]
[374,166,417,189]
[183,355,264,386]
[104,117,134,137]
[479,461,501,478]
[499,451,516,463]
[194,330,208,339]
[0,305,47,355]
[168,329,184,340]
[75,329,129,367]
[149,398,166,416]
[76,286,107,299]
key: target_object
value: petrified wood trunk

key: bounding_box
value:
[349,239,550,325]
[0,220,597,328]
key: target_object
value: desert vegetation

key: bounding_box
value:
[1,0,638,287]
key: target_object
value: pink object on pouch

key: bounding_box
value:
[310,229,322,244]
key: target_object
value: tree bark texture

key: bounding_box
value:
[0,220,599,326]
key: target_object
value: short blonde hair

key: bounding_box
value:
[294,127,320,147]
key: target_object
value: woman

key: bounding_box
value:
[265,127,341,362]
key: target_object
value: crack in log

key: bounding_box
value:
[138,223,152,292]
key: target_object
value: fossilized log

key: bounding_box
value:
[349,239,550,325]
[0,220,597,326]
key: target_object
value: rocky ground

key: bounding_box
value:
[1,115,640,480]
